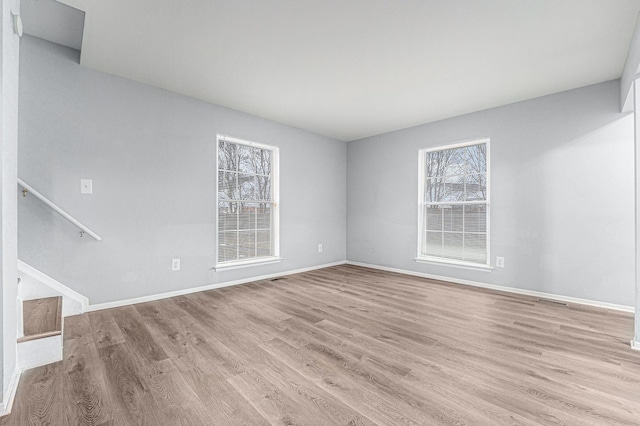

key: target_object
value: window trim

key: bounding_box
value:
[214,134,280,270]
[416,137,491,269]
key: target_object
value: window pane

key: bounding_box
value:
[465,173,486,201]
[256,176,271,201]
[218,140,227,170]
[464,205,486,233]
[219,141,239,172]
[257,230,272,257]
[218,202,238,231]
[426,151,447,177]
[238,230,256,259]
[443,205,463,232]
[218,231,238,262]
[218,171,239,200]
[443,148,465,176]
[424,231,442,257]
[443,232,463,260]
[464,234,487,263]
[237,145,254,174]
[425,205,442,231]
[443,176,465,202]
[426,178,445,202]
[238,203,257,230]
[238,174,257,200]
[465,144,487,175]
[254,149,271,176]
[428,176,465,202]
[256,204,271,229]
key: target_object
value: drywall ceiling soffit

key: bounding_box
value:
[620,13,640,112]
[46,1,640,141]
[21,0,84,51]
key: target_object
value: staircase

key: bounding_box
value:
[16,262,88,370]
[16,296,64,369]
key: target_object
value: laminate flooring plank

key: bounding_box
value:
[180,366,271,426]
[88,309,126,349]
[203,317,380,426]
[276,278,636,394]
[260,336,442,426]
[299,337,526,426]
[311,268,582,329]
[97,343,163,426]
[314,318,620,420]
[63,334,113,425]
[169,313,250,377]
[133,303,199,368]
[334,266,629,336]
[254,355,379,426]
[138,358,217,425]
[109,306,168,366]
[200,288,292,324]
[64,313,93,343]
[4,362,67,426]
[229,368,336,426]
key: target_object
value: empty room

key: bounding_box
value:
[1,0,640,424]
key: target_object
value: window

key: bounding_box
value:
[216,134,279,269]
[417,139,489,268]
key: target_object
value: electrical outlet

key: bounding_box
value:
[80,179,93,194]
[318,244,323,253]
[172,258,180,271]
[496,256,505,268]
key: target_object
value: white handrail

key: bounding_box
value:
[18,178,102,242]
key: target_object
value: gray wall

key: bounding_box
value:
[348,80,635,306]
[1,0,20,403]
[18,36,346,305]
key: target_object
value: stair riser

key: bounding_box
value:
[17,335,62,370]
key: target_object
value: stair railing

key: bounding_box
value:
[18,178,103,242]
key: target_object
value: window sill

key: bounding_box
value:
[414,257,493,272]
[214,257,282,272]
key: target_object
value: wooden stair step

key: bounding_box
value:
[17,330,61,343]
[19,296,62,343]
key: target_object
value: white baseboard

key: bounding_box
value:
[346,261,634,313]
[86,260,348,312]
[0,368,22,417]
[632,339,640,351]
[18,260,89,312]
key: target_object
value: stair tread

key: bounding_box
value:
[17,330,62,343]
[22,296,62,338]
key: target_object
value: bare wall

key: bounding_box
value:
[18,36,346,305]
[347,80,635,306]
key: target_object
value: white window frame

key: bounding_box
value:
[415,138,491,270]
[215,134,280,271]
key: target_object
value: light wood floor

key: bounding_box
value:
[1,265,639,425]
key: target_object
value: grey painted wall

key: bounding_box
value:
[348,80,635,306]
[18,36,346,305]
[1,0,20,403]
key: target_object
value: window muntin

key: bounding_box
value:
[216,135,279,267]
[418,140,489,267]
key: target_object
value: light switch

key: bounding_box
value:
[81,179,93,194]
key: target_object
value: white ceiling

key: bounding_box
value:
[27,0,640,141]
